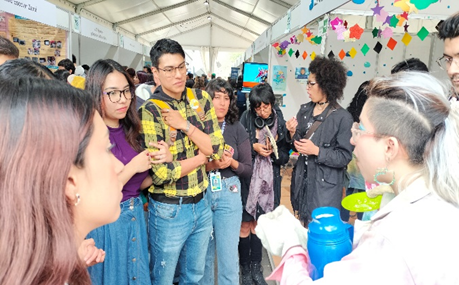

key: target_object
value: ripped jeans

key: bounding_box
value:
[148,194,212,285]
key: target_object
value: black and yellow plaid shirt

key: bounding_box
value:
[138,86,224,197]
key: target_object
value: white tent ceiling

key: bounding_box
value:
[48,0,298,51]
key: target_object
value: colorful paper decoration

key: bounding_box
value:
[301,26,310,34]
[372,27,380,38]
[295,50,300,58]
[344,20,348,29]
[383,15,392,26]
[387,38,398,50]
[288,48,295,57]
[302,51,308,60]
[343,30,356,42]
[404,22,410,33]
[417,26,429,41]
[374,42,383,54]
[280,40,290,50]
[311,36,322,45]
[381,27,393,38]
[297,34,304,43]
[339,49,346,60]
[361,44,370,56]
[328,51,335,58]
[401,11,409,20]
[330,17,344,30]
[310,51,316,60]
[290,35,297,44]
[401,32,413,45]
[272,42,280,48]
[349,24,364,40]
[394,0,418,13]
[396,15,406,27]
[411,0,438,10]
[389,15,399,28]
[371,3,384,15]
[349,47,357,58]
[376,9,389,23]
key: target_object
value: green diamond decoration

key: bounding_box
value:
[361,44,370,56]
[417,27,429,41]
[288,48,294,57]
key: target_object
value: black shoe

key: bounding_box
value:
[251,262,267,285]
[240,263,252,285]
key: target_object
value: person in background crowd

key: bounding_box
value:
[239,83,290,285]
[236,75,247,118]
[341,81,369,222]
[85,59,171,285]
[193,76,206,90]
[202,73,209,86]
[143,65,153,74]
[286,56,354,225]
[137,70,154,85]
[54,69,71,82]
[211,73,216,80]
[58,58,76,75]
[138,38,224,284]
[0,58,54,79]
[257,71,459,284]
[126,67,140,85]
[0,77,124,284]
[0,36,19,65]
[200,79,252,285]
[186,72,195,88]
[438,12,459,99]
[391,58,429,74]
[82,64,90,77]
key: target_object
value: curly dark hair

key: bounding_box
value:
[347,81,369,122]
[309,56,347,103]
[391,58,428,74]
[205,78,239,124]
[438,12,459,40]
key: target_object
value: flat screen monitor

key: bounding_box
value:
[242,62,268,93]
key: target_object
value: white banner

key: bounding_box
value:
[80,17,116,45]
[253,28,272,55]
[72,14,80,33]
[1,0,56,27]
[122,36,142,54]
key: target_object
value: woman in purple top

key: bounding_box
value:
[200,79,252,285]
[84,59,171,285]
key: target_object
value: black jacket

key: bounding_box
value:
[289,102,354,223]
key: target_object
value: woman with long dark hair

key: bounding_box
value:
[85,59,171,285]
[0,78,124,284]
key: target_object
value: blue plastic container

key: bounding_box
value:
[307,207,353,280]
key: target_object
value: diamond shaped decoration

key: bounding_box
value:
[374,42,383,54]
[349,47,357,58]
[310,51,316,60]
[338,49,346,60]
[295,50,300,58]
[417,26,429,41]
[328,51,335,59]
[387,37,397,50]
[302,51,308,60]
[361,44,370,56]
[288,48,295,57]
[401,32,412,46]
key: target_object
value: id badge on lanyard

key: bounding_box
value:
[210,121,225,192]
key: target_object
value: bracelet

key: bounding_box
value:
[187,124,196,136]
[184,120,191,133]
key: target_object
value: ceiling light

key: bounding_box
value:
[204,0,209,5]
[207,15,212,20]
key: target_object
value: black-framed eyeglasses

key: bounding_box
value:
[306,80,317,87]
[156,62,189,78]
[437,55,459,70]
[103,88,132,103]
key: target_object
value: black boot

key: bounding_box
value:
[250,261,267,285]
[239,236,252,285]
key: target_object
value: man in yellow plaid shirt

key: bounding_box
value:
[138,38,224,285]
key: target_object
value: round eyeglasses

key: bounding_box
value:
[103,88,132,103]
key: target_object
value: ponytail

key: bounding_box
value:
[425,105,459,206]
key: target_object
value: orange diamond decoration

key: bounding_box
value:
[338,49,346,60]
[302,51,308,60]
[387,37,397,50]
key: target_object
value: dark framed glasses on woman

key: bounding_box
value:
[103,88,132,103]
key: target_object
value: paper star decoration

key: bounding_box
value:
[400,11,409,20]
[371,3,385,15]
[301,26,310,34]
[404,22,410,33]
[290,35,297,44]
[381,27,393,38]
[343,30,356,42]
[349,24,364,39]
[394,0,418,13]
[297,34,304,43]
[389,15,400,28]
[372,27,379,38]
[334,23,347,40]
[397,15,406,27]
[330,17,344,30]
[311,36,322,45]
[344,20,348,29]
[383,15,392,26]
[376,9,389,23]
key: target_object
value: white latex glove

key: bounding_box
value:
[256,205,308,257]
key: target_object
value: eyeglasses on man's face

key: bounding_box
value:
[437,55,459,70]
[156,62,189,78]
[104,88,132,103]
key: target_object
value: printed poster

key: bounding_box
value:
[272,65,287,92]
[295,67,309,83]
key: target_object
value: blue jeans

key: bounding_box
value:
[200,176,243,285]
[87,197,150,285]
[148,193,212,285]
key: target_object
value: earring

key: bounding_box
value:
[374,167,395,186]
[74,193,81,206]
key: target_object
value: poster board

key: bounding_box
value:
[0,11,67,69]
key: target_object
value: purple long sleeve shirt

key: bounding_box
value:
[108,125,148,202]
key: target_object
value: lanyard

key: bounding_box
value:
[221,121,226,135]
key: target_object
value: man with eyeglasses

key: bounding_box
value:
[438,12,459,99]
[138,38,224,284]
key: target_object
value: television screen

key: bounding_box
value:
[242,62,268,93]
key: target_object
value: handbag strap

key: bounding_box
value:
[304,104,340,139]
